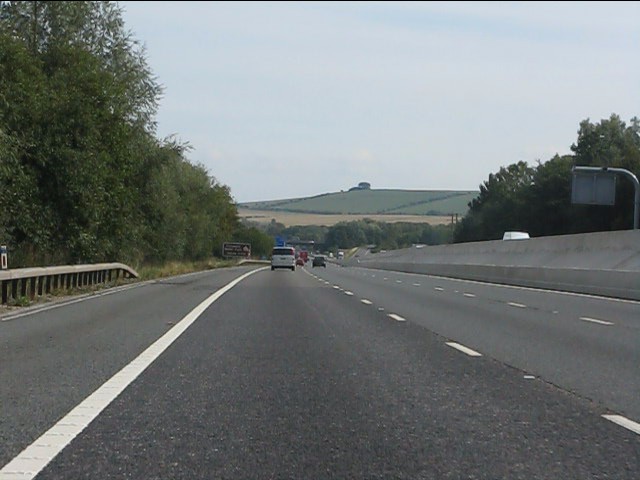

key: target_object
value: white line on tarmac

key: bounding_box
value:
[1,282,147,322]
[333,286,341,289]
[387,313,406,322]
[361,299,372,305]
[446,342,482,357]
[0,267,266,480]
[344,291,354,296]
[463,293,476,298]
[602,415,640,435]
[508,302,527,308]
[434,287,444,291]
[413,283,421,287]
[580,317,614,326]
[358,267,640,305]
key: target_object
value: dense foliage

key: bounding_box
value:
[454,114,640,242]
[0,1,273,267]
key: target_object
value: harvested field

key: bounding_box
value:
[238,208,453,227]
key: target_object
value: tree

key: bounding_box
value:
[454,114,640,242]
[0,1,242,266]
[455,161,534,242]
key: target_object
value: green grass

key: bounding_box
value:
[136,258,237,281]
[240,189,477,216]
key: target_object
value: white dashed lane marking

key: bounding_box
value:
[602,415,640,435]
[361,299,373,305]
[446,342,482,357]
[463,293,476,298]
[580,317,614,326]
[508,302,527,309]
[344,291,354,296]
[434,287,444,291]
[387,313,406,322]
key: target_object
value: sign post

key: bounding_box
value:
[572,166,639,230]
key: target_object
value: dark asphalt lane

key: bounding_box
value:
[33,267,639,479]
[312,263,640,422]
[0,266,260,467]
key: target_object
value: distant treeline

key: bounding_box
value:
[454,114,640,243]
[257,219,453,252]
[0,1,273,267]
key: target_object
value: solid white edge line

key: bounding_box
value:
[0,266,254,323]
[446,342,482,357]
[387,313,406,322]
[580,316,614,326]
[0,267,267,480]
[0,282,148,322]
[602,415,640,435]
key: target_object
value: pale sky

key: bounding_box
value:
[119,1,639,203]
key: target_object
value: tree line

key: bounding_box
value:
[2,3,636,267]
[454,114,640,242]
[0,1,273,267]
[259,219,453,253]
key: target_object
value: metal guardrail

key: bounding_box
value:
[0,263,139,304]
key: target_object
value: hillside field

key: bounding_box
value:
[240,189,477,216]
[238,208,455,227]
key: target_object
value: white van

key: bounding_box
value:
[271,246,296,271]
[502,231,530,240]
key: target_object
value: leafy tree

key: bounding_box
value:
[0,1,243,267]
[570,114,640,231]
[454,114,640,242]
[455,161,534,242]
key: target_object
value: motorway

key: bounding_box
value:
[0,263,638,478]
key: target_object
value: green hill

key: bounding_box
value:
[240,189,478,216]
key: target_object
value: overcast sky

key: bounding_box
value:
[119,1,639,203]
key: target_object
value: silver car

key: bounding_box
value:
[271,247,296,271]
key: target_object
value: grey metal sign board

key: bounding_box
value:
[222,242,251,258]
[571,171,616,206]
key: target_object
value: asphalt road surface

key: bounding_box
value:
[1,263,638,479]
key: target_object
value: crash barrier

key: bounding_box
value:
[348,230,640,301]
[0,263,139,305]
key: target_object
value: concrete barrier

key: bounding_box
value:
[349,230,640,300]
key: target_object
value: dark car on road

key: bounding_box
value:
[312,255,326,267]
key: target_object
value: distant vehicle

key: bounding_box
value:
[312,255,326,267]
[502,231,530,240]
[337,251,345,260]
[296,258,304,267]
[299,250,309,263]
[271,246,296,271]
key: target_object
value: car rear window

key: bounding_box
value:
[272,248,294,255]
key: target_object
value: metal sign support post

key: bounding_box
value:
[572,166,639,230]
